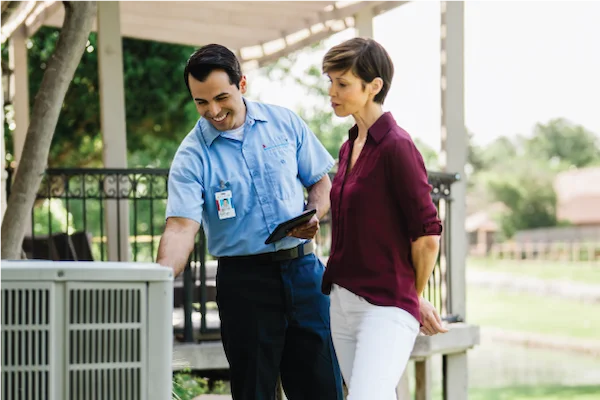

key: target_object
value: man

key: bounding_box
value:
[157,44,344,399]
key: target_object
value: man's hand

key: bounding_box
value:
[419,297,449,336]
[288,215,320,239]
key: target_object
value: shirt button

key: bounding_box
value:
[261,197,268,203]
[252,171,259,177]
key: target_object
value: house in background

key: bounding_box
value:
[466,211,499,256]
[511,167,600,246]
[555,167,600,227]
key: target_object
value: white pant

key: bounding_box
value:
[330,285,419,400]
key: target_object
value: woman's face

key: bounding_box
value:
[326,69,371,117]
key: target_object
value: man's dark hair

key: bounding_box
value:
[184,44,243,93]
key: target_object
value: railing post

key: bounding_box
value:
[415,358,433,400]
[182,261,194,342]
[199,232,208,335]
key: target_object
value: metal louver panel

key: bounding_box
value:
[2,284,52,400]
[66,283,147,400]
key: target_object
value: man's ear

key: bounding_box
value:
[239,76,248,94]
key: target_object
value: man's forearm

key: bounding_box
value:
[156,227,197,277]
[412,235,440,296]
[306,175,332,220]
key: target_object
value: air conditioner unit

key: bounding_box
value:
[1,261,173,400]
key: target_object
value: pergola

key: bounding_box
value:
[1,2,473,398]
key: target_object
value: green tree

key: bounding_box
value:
[482,158,558,238]
[476,136,518,172]
[525,118,600,168]
[13,26,198,168]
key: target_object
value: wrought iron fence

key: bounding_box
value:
[5,168,211,341]
[5,167,459,342]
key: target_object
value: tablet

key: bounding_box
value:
[265,209,317,245]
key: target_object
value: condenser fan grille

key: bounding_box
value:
[2,287,51,400]
[66,285,145,400]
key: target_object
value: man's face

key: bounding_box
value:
[188,70,247,131]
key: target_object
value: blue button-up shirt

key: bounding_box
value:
[166,99,335,257]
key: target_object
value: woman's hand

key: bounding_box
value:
[419,297,449,336]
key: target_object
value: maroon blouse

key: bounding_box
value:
[322,112,442,323]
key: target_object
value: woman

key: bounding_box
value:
[321,38,447,399]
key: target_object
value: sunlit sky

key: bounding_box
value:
[248,1,600,151]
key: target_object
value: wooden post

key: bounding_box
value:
[97,1,130,261]
[440,2,469,398]
[415,359,432,400]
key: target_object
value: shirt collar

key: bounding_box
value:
[198,97,268,147]
[348,111,395,144]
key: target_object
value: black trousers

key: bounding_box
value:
[216,253,343,400]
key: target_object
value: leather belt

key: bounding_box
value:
[218,241,315,264]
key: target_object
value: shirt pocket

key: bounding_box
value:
[263,139,298,200]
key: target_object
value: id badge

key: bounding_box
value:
[215,190,236,220]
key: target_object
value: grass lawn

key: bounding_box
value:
[466,385,600,400]
[467,286,600,340]
[468,257,600,285]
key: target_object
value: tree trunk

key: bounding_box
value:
[1,1,97,260]
[0,61,8,225]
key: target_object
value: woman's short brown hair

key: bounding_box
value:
[322,37,394,104]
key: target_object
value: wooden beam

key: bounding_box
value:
[372,1,410,16]
[25,1,61,37]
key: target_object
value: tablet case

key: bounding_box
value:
[265,209,317,244]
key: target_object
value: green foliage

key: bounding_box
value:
[413,137,439,170]
[482,158,558,238]
[22,27,198,168]
[172,371,228,400]
[471,136,518,173]
[298,107,349,159]
[525,118,600,168]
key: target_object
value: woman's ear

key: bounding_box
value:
[370,77,384,98]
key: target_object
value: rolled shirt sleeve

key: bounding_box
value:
[388,137,442,241]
